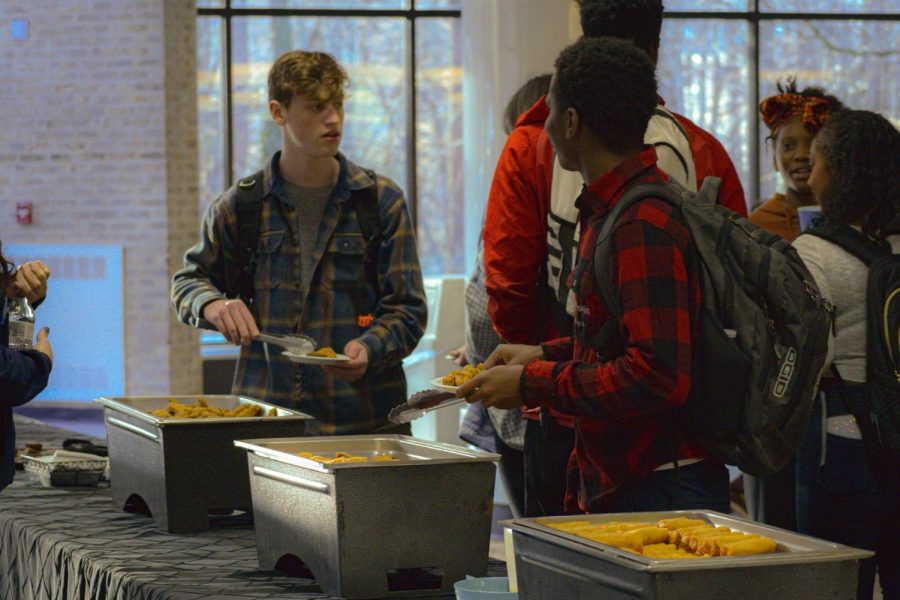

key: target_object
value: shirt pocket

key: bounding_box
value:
[254,230,290,292]
[325,233,376,306]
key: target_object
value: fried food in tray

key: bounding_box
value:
[148,397,278,419]
[307,346,338,358]
[441,363,485,386]
[546,518,777,559]
[296,450,397,464]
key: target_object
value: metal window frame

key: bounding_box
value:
[197,2,462,226]
[666,3,899,204]
[198,2,897,217]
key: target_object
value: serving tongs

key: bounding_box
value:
[197,318,317,355]
[257,331,316,355]
[388,389,466,424]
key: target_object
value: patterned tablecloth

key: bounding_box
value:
[0,416,505,600]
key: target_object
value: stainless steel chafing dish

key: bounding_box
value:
[235,435,500,599]
[505,510,873,600]
[96,394,313,533]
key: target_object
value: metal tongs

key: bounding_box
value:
[197,318,316,355]
[257,331,316,355]
[388,389,466,424]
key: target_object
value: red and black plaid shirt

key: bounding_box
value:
[521,146,711,513]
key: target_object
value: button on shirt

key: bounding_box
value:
[520,146,710,512]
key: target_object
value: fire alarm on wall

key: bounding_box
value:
[16,202,33,225]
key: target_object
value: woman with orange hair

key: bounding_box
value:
[751,78,844,242]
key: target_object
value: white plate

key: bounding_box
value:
[430,377,460,393]
[283,350,351,365]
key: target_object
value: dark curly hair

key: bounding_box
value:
[578,0,664,55]
[816,110,900,241]
[0,242,15,298]
[503,74,552,135]
[552,36,657,155]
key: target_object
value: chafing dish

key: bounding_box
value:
[235,435,500,599]
[96,394,312,533]
[505,510,873,600]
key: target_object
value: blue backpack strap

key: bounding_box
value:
[222,170,266,306]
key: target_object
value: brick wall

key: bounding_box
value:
[0,0,201,397]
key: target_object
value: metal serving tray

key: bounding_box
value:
[505,510,873,600]
[236,435,500,599]
[96,395,312,533]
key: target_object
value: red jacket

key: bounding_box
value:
[484,97,746,345]
[483,98,557,346]
[670,109,747,217]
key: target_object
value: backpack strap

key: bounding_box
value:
[225,170,266,305]
[589,180,688,353]
[349,169,383,328]
[804,223,890,267]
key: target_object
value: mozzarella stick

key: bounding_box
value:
[631,527,670,545]
[580,530,643,552]
[658,517,707,530]
[672,525,715,547]
[688,527,732,553]
[721,536,777,556]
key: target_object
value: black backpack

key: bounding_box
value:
[592,178,833,476]
[804,223,900,474]
[222,169,383,320]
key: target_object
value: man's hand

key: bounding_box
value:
[202,298,259,345]
[323,340,368,382]
[8,260,51,305]
[484,343,543,368]
[33,327,53,366]
[456,364,525,410]
[447,345,468,366]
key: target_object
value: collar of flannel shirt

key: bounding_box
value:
[265,151,375,208]
[576,146,661,217]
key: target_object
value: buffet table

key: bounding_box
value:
[0,415,505,600]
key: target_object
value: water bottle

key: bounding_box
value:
[8,296,35,351]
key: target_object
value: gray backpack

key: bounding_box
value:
[593,178,833,476]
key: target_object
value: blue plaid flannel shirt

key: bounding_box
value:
[172,152,427,434]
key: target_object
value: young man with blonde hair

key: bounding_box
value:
[173,50,427,435]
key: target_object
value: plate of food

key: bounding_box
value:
[430,377,460,393]
[282,346,351,365]
[432,363,485,393]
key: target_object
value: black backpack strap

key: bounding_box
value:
[349,169,383,328]
[804,223,890,266]
[589,181,685,353]
[225,170,265,304]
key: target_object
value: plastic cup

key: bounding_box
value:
[797,205,824,232]
[453,576,518,600]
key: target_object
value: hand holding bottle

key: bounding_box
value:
[8,260,51,305]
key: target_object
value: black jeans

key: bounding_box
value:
[524,416,575,517]
[796,392,900,600]
[602,460,731,514]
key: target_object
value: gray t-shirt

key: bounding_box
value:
[282,181,332,294]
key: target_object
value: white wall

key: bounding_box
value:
[461,0,580,272]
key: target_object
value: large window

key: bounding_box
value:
[197,1,463,276]
[656,3,898,207]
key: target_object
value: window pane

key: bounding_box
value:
[758,19,900,202]
[658,19,753,203]
[665,0,750,10]
[415,17,463,276]
[415,0,462,9]
[197,0,225,7]
[197,16,226,215]
[233,0,409,8]
[760,0,898,13]
[229,17,408,191]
